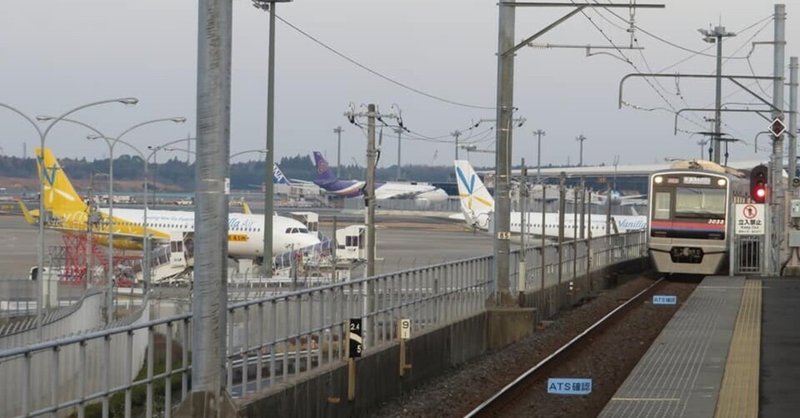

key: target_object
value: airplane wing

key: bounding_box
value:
[619,199,648,206]
[374,183,436,200]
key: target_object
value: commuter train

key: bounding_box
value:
[647,160,750,275]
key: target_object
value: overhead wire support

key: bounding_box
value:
[499,2,664,58]
[528,42,644,64]
[673,107,774,135]
[619,73,780,109]
[491,0,664,307]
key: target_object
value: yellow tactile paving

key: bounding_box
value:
[714,279,761,418]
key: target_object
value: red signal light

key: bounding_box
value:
[753,182,767,203]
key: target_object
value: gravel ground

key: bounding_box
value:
[371,274,695,418]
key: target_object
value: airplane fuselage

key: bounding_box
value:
[92,208,321,259]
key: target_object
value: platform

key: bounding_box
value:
[599,276,754,418]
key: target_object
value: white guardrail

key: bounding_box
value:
[0,231,646,418]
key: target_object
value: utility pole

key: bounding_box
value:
[769,4,786,276]
[345,105,396,273]
[451,130,462,161]
[699,25,736,164]
[334,126,344,177]
[366,106,377,279]
[533,129,545,185]
[576,134,587,166]
[394,127,403,180]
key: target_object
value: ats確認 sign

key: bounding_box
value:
[735,204,765,235]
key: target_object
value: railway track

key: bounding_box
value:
[465,278,696,417]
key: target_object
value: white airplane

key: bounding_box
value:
[312,151,449,205]
[22,148,321,261]
[454,160,647,238]
[563,188,647,207]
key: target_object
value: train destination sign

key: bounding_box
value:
[547,378,592,395]
[735,204,765,235]
[653,295,677,305]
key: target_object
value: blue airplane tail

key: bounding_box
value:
[273,163,291,185]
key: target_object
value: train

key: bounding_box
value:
[647,160,750,275]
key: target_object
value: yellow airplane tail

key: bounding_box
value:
[241,198,252,215]
[17,199,38,225]
[35,147,89,216]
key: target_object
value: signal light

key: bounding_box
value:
[750,164,769,203]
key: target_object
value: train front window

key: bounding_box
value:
[675,187,726,218]
[653,192,671,220]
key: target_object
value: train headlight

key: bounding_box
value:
[654,176,663,184]
[717,179,727,186]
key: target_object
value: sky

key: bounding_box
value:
[1,0,798,173]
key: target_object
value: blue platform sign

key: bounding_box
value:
[653,295,677,305]
[547,378,592,395]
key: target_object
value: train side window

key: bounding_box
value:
[654,192,671,220]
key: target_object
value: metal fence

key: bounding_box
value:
[0,230,646,417]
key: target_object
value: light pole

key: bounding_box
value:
[451,130,462,160]
[576,134,587,167]
[533,129,545,184]
[698,25,736,164]
[333,126,344,177]
[1,97,137,337]
[393,127,402,180]
[73,117,185,322]
[253,0,293,277]
[87,137,161,294]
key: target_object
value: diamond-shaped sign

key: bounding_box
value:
[770,117,786,137]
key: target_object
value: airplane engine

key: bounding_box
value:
[415,189,449,203]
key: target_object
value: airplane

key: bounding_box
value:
[22,148,322,261]
[312,151,448,205]
[454,160,647,238]
[563,188,647,207]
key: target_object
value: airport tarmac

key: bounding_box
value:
[0,212,494,279]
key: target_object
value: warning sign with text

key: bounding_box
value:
[735,204,765,235]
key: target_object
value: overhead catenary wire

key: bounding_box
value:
[568,1,707,131]
[273,13,495,110]
[593,1,773,59]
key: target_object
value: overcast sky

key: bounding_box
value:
[1,0,797,172]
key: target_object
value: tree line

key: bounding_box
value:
[0,154,462,191]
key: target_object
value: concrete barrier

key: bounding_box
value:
[238,312,493,418]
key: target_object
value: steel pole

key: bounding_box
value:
[395,127,402,180]
[493,0,515,305]
[263,1,278,277]
[770,4,786,275]
[106,143,115,324]
[534,129,545,185]
[366,104,376,278]
[334,126,343,178]
[185,0,232,414]
[714,32,723,163]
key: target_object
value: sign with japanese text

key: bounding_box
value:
[735,204,765,235]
